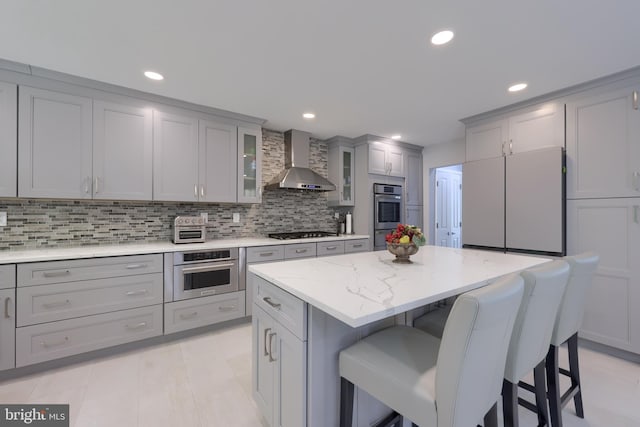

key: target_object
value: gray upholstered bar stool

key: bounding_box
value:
[546,252,599,427]
[338,274,525,427]
[501,260,571,427]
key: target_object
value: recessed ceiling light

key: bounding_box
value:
[431,30,454,45]
[391,135,402,140]
[508,82,528,92]
[144,71,164,81]
[303,113,315,119]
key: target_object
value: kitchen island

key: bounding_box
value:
[248,245,549,427]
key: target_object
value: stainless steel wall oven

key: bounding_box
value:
[373,183,403,250]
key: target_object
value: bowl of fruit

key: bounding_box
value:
[385,224,426,264]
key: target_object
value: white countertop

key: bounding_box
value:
[0,235,369,264]
[248,245,550,328]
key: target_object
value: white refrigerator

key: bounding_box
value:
[462,146,565,255]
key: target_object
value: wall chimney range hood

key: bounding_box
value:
[264,129,337,191]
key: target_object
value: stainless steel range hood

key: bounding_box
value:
[264,129,337,191]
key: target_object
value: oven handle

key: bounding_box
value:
[180,263,235,274]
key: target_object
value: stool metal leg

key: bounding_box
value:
[340,377,355,427]
[546,345,563,427]
[502,379,519,427]
[533,361,550,426]
[567,333,584,418]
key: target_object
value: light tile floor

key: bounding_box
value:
[0,322,638,427]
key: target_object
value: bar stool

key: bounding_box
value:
[501,260,570,427]
[546,252,599,427]
[338,274,524,427]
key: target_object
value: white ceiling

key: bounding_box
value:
[2,0,640,146]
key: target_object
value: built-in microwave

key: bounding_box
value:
[172,248,241,301]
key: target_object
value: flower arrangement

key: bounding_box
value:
[385,224,426,246]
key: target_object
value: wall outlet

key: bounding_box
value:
[334,212,340,219]
[200,212,208,223]
[232,212,240,223]
[0,212,6,227]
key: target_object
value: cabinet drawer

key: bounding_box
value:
[18,254,163,287]
[16,305,163,367]
[17,273,163,327]
[0,265,15,289]
[316,241,345,257]
[164,291,246,335]
[345,239,369,254]
[253,274,306,340]
[247,246,285,263]
[284,243,317,259]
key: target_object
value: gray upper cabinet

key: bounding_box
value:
[404,150,423,206]
[153,110,199,202]
[0,82,17,198]
[465,119,508,162]
[93,100,153,200]
[368,143,403,177]
[18,86,93,199]
[199,119,237,203]
[237,126,262,204]
[327,137,355,206]
[566,83,640,199]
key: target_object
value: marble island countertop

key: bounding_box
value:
[0,234,369,264]
[248,245,550,328]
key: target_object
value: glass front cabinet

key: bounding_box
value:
[237,126,262,203]
[327,137,355,206]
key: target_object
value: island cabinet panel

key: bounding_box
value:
[253,274,306,340]
[164,291,245,335]
[0,288,15,371]
[16,305,162,367]
[18,86,93,199]
[0,265,15,290]
[245,245,285,316]
[0,81,17,198]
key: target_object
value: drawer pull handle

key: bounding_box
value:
[263,297,281,309]
[41,336,69,348]
[633,171,640,192]
[352,244,363,248]
[325,246,338,250]
[268,332,277,362]
[126,321,148,330]
[263,327,271,356]
[43,270,70,278]
[260,252,274,257]
[126,289,149,296]
[43,299,71,309]
[4,297,11,319]
[295,249,307,254]
[180,311,198,320]
[125,264,147,270]
[218,305,236,312]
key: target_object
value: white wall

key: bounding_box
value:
[422,138,466,245]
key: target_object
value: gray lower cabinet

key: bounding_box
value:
[284,243,317,259]
[0,287,15,371]
[0,81,17,198]
[316,241,345,257]
[252,275,307,427]
[164,291,246,335]
[344,239,369,254]
[16,305,162,367]
[246,246,285,316]
[18,86,93,199]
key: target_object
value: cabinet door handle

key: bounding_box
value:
[84,177,90,194]
[634,206,639,224]
[42,299,71,309]
[194,184,198,199]
[502,141,506,156]
[263,327,271,356]
[268,331,277,362]
[218,305,236,312]
[4,297,11,319]
[41,336,69,348]
[263,296,282,309]
[634,90,638,110]
[125,264,147,270]
[200,185,205,197]
[125,321,148,330]
[633,171,640,192]
[125,289,149,296]
[180,311,198,320]
[509,139,513,155]
[94,176,99,194]
[43,270,70,278]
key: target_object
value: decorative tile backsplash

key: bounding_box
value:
[0,129,341,250]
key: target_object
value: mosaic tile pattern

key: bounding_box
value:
[0,129,340,250]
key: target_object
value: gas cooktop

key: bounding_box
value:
[268,231,338,240]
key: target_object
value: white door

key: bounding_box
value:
[0,82,17,198]
[18,86,93,199]
[435,169,462,248]
[93,100,153,200]
[199,119,237,203]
